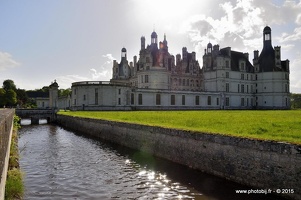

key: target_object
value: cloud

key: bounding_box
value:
[55,74,89,89]
[253,0,301,25]
[89,54,115,80]
[278,27,301,43]
[90,68,108,80]
[184,0,265,55]
[102,53,115,62]
[53,54,116,89]
[290,54,301,93]
[0,51,20,71]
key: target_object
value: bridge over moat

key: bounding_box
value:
[15,109,57,124]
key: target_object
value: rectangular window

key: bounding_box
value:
[118,98,121,105]
[247,85,249,93]
[195,96,200,105]
[95,88,98,105]
[226,60,229,68]
[241,62,245,71]
[238,84,240,93]
[131,93,134,105]
[171,95,175,105]
[74,89,77,95]
[118,89,121,94]
[74,99,77,105]
[138,94,143,105]
[285,84,288,92]
[83,95,86,101]
[145,75,149,83]
[226,72,229,78]
[286,98,288,106]
[156,94,161,105]
[226,83,229,92]
[207,96,211,105]
[216,98,219,105]
[241,74,244,80]
[241,84,245,93]
[182,95,186,105]
[225,97,229,106]
[241,98,245,106]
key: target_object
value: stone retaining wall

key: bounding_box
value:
[0,109,14,200]
[57,114,301,199]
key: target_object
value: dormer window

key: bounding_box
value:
[240,62,245,71]
[226,60,229,68]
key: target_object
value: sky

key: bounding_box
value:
[0,0,301,92]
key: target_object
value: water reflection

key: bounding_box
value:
[19,124,285,200]
[20,119,48,125]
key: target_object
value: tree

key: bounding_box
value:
[3,79,17,91]
[291,93,301,109]
[0,88,6,107]
[5,89,17,106]
[16,89,28,107]
[59,88,71,97]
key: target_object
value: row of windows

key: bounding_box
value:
[224,72,255,81]
[140,75,200,87]
[225,83,254,93]
[132,94,218,106]
[172,78,200,87]
[224,60,246,71]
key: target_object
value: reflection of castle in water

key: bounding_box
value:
[58,26,290,110]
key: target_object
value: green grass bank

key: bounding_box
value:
[5,116,24,200]
[58,110,301,144]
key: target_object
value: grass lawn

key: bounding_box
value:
[58,110,301,144]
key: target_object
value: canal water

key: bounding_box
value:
[18,122,285,200]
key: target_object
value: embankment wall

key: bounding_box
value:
[57,114,301,199]
[0,109,14,200]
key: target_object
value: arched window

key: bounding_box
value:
[264,34,270,41]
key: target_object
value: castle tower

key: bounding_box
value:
[49,80,59,109]
[207,42,212,54]
[258,26,275,72]
[182,47,187,60]
[263,26,272,47]
[121,47,127,60]
[151,31,158,46]
[255,26,290,109]
[141,36,145,50]
[163,33,168,50]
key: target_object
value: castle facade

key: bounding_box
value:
[69,26,290,110]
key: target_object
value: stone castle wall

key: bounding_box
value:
[57,114,301,199]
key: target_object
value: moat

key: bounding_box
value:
[18,122,285,200]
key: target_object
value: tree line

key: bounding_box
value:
[0,79,71,108]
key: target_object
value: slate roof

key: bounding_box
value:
[258,43,275,72]
[220,48,254,73]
